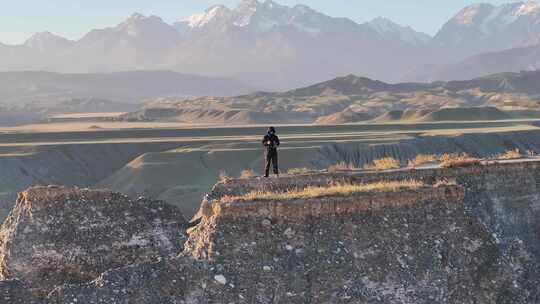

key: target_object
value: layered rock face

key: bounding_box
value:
[0,186,187,297]
[50,161,540,303]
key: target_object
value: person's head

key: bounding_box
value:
[268,126,276,134]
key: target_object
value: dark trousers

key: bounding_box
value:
[265,149,279,177]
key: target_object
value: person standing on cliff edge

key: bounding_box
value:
[262,126,280,178]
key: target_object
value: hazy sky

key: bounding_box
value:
[0,0,524,45]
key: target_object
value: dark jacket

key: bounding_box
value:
[262,133,280,152]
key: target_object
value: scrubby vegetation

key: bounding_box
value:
[322,148,533,176]
[365,157,401,171]
[407,150,531,169]
[440,153,481,168]
[497,149,522,160]
[221,180,424,203]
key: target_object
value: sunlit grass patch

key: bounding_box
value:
[439,153,480,168]
[497,149,522,160]
[221,179,425,203]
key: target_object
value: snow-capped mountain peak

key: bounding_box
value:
[236,0,260,12]
[233,0,259,27]
[516,1,540,16]
[445,1,540,29]
[176,0,363,35]
[434,1,540,51]
[180,5,231,28]
[127,12,146,21]
[232,0,285,28]
[454,3,494,26]
[114,13,178,39]
[450,1,540,29]
[367,17,432,46]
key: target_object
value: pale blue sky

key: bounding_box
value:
[1,0,523,45]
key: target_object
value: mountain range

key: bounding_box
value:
[434,2,540,55]
[2,0,540,88]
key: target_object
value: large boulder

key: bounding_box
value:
[0,186,187,298]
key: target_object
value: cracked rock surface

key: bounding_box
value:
[0,186,187,298]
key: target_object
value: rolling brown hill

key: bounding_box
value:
[123,71,540,125]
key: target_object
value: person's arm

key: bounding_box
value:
[275,135,280,146]
[262,135,269,146]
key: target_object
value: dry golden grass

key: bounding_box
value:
[439,153,481,168]
[498,149,522,160]
[439,153,465,164]
[287,168,313,175]
[221,179,425,203]
[239,169,257,179]
[408,154,439,168]
[364,157,401,171]
[328,162,358,172]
